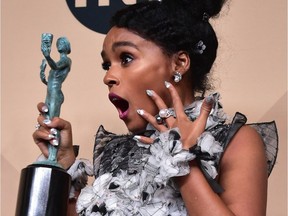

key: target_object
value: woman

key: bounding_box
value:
[33,0,278,215]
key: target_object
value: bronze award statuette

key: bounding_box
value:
[16,33,72,216]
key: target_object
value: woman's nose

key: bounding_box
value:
[103,71,120,88]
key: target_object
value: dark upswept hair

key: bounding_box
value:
[110,0,227,95]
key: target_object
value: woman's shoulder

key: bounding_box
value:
[231,124,264,147]
[216,124,270,214]
[220,125,267,175]
[220,115,278,175]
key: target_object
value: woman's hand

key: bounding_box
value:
[32,102,76,169]
[136,81,213,149]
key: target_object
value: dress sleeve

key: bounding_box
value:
[249,121,279,176]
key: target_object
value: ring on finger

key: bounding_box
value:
[159,108,173,119]
[35,123,41,130]
[155,115,164,124]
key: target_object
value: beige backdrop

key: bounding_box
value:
[1,0,287,215]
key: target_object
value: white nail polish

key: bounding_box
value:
[133,135,141,141]
[146,90,154,96]
[41,106,49,113]
[48,134,55,139]
[50,128,58,135]
[165,81,171,88]
[205,95,214,104]
[51,139,59,146]
[43,119,51,124]
[137,109,144,115]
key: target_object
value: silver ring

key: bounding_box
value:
[155,115,164,124]
[158,108,173,119]
[35,123,41,130]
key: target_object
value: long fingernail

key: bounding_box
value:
[43,119,51,124]
[205,95,214,105]
[51,139,59,146]
[137,109,144,115]
[50,128,58,135]
[48,134,56,139]
[146,90,154,96]
[41,105,48,113]
[165,81,171,88]
[133,135,141,141]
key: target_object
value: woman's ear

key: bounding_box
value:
[172,51,190,75]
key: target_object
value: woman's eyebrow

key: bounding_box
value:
[101,41,139,58]
[112,41,139,51]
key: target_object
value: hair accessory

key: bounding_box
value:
[202,12,210,22]
[195,40,206,54]
[173,71,182,83]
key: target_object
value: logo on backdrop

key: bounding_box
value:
[66,0,148,34]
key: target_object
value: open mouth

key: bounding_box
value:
[108,93,129,119]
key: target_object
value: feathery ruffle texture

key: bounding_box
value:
[74,93,278,215]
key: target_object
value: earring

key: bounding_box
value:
[173,71,182,83]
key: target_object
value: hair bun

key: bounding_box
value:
[161,0,226,19]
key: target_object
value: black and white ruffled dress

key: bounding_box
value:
[74,93,278,216]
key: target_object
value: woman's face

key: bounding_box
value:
[101,27,174,133]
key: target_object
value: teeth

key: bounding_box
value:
[112,98,118,102]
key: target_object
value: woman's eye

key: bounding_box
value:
[120,53,133,65]
[102,62,111,71]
